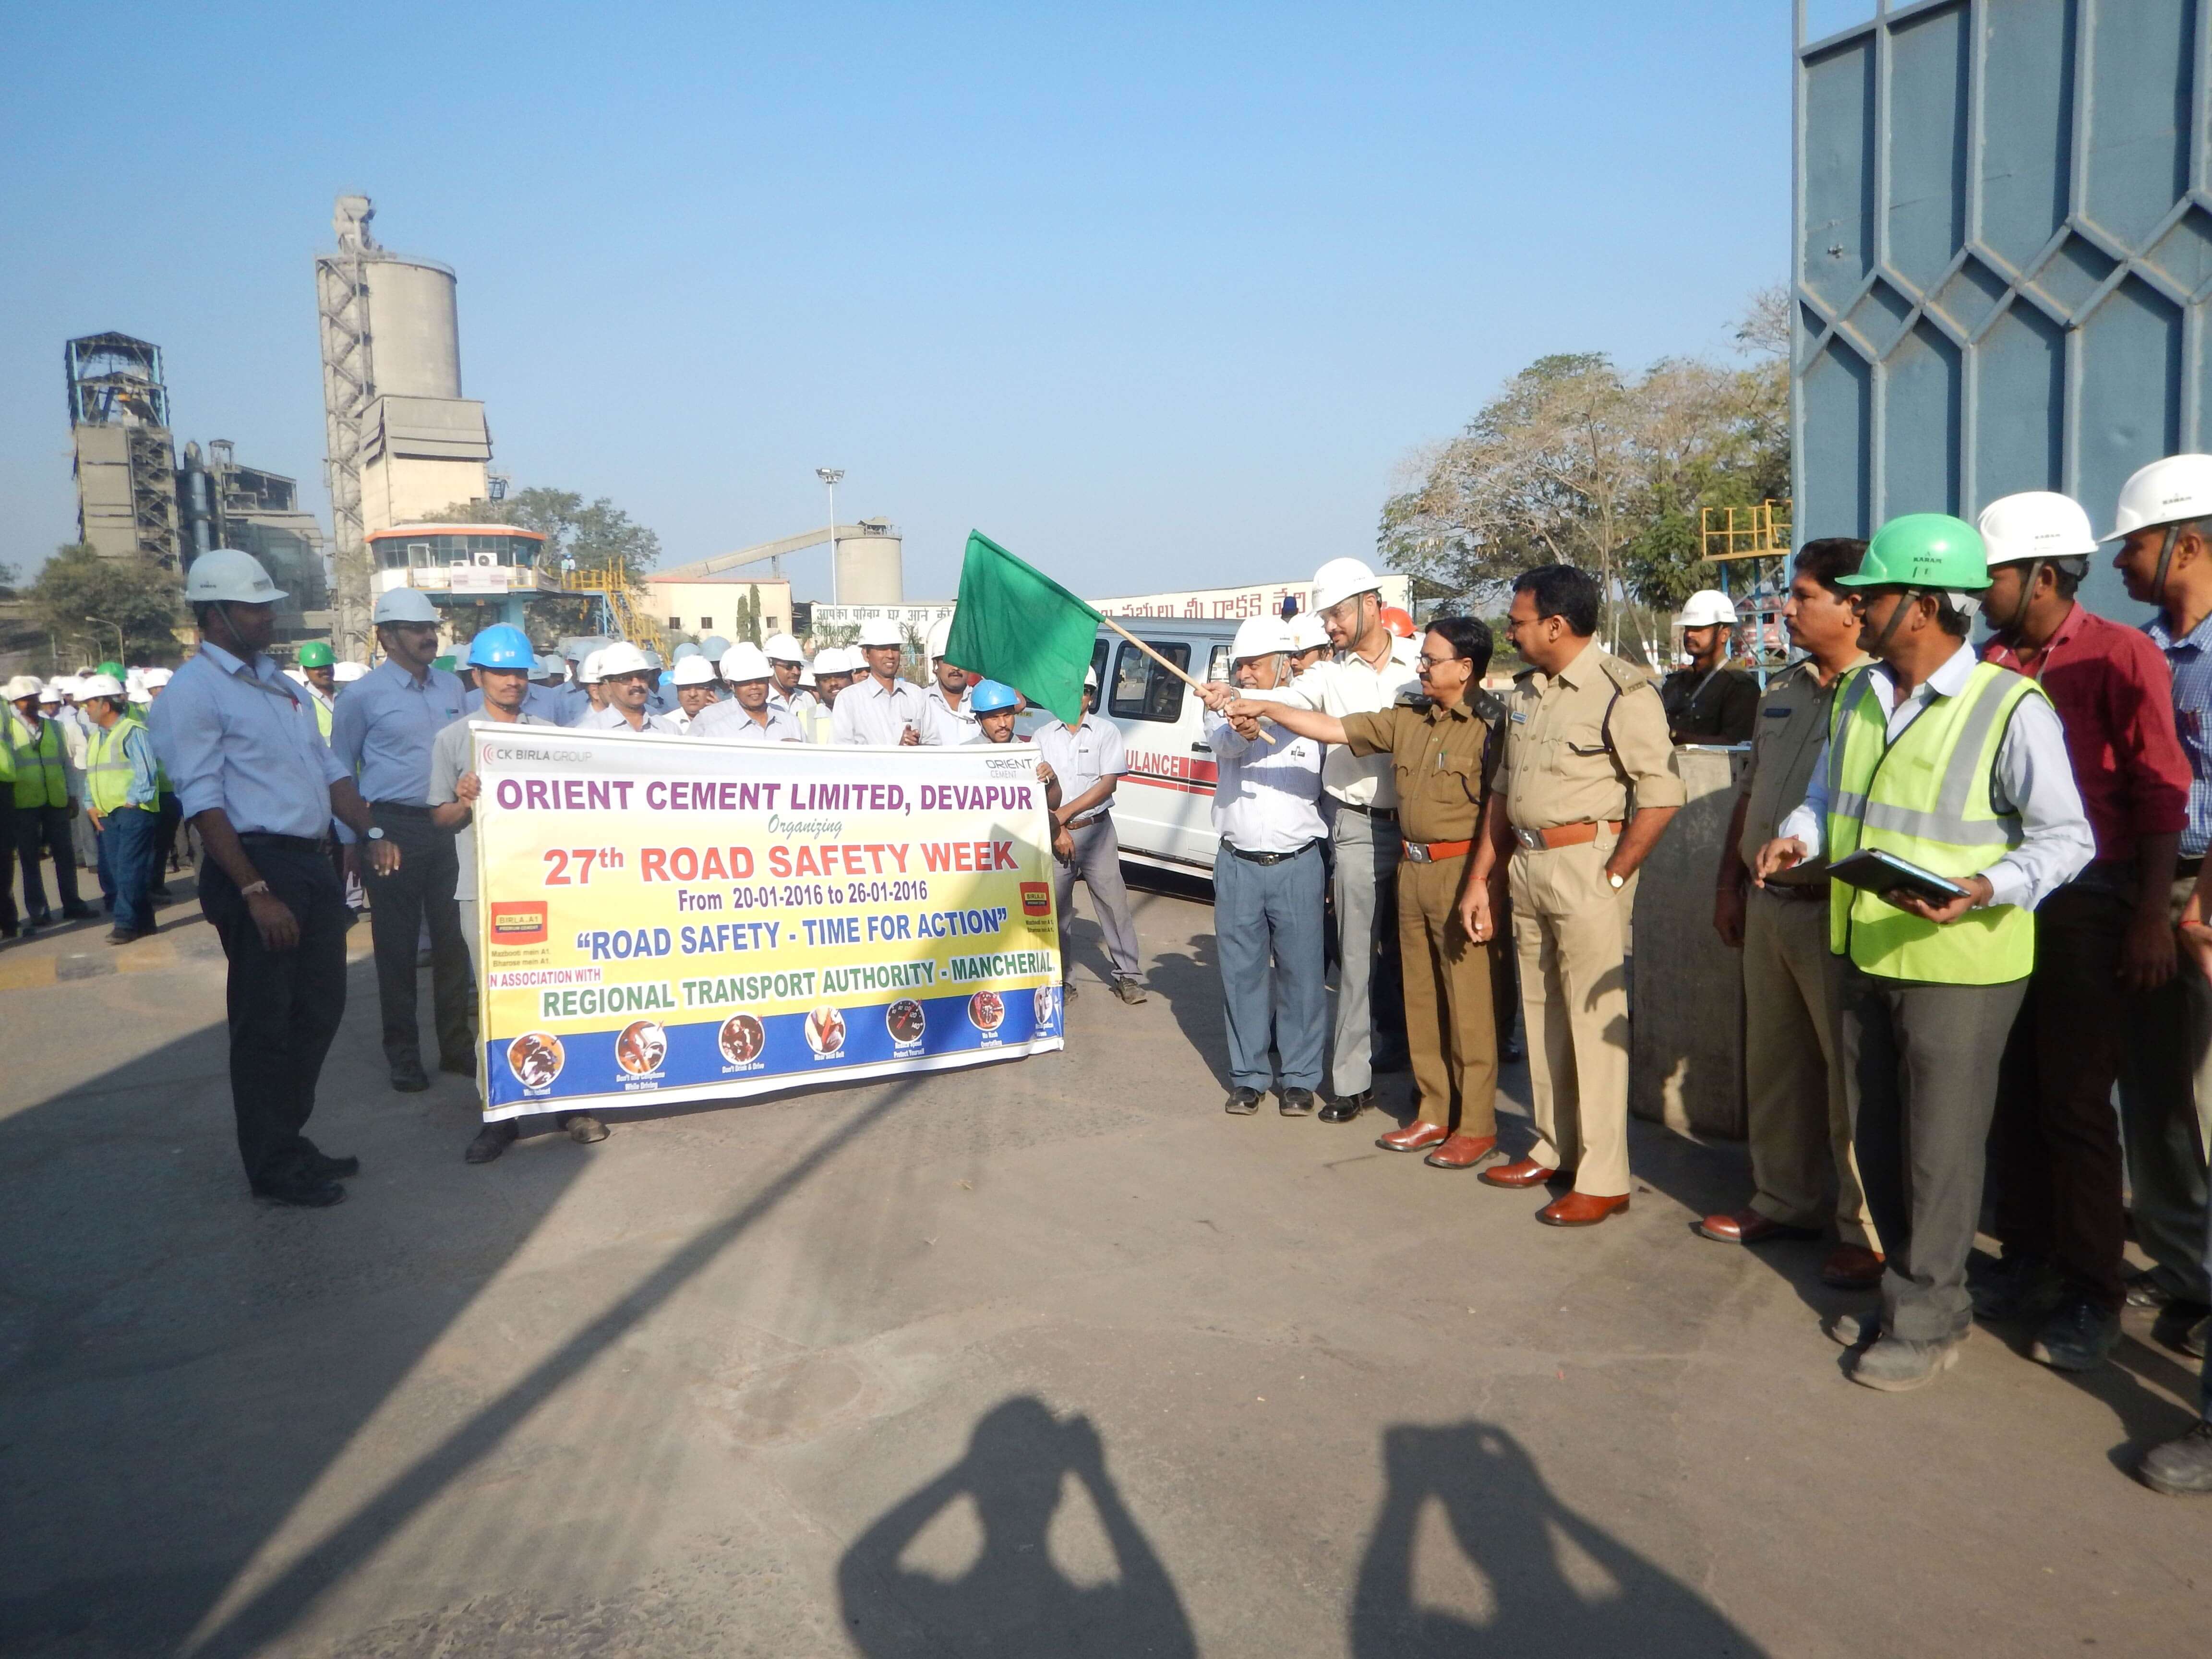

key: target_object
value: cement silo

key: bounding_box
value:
[835,518,904,603]
[359,255,462,399]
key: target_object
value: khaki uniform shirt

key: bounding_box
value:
[1496,641,1686,832]
[1338,697,1501,847]
[1735,654,1869,883]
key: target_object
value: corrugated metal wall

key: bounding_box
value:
[1794,0,2212,616]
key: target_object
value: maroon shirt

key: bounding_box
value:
[1983,602,2190,861]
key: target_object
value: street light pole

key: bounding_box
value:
[816,467,845,608]
[87,614,126,664]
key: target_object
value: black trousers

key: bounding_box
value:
[1841,964,2028,1342]
[0,800,18,932]
[201,839,349,1188]
[361,805,474,1068]
[156,790,182,875]
[14,802,84,919]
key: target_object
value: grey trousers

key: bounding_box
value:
[1328,804,1407,1096]
[2116,876,2212,1305]
[1840,965,2027,1342]
[1056,817,1141,983]
[1214,841,1327,1092]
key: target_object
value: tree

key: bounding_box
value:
[425,486,663,641]
[733,585,764,647]
[29,543,184,665]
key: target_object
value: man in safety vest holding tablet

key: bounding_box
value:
[1755,514,2092,1392]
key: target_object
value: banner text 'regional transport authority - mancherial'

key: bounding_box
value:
[470,725,1064,1119]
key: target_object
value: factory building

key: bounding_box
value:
[316,195,493,654]
[646,574,795,643]
[65,333,181,568]
[180,441,332,638]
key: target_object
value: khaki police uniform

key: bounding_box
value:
[1735,655,1880,1250]
[1497,641,1685,1197]
[1341,693,1505,1141]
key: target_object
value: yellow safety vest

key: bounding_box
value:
[122,707,170,793]
[1825,660,2041,984]
[309,691,333,741]
[87,720,153,815]
[9,713,68,810]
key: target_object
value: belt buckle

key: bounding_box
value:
[1404,841,1431,865]
[1513,826,1544,852]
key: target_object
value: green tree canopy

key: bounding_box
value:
[425,487,661,576]
[29,543,185,665]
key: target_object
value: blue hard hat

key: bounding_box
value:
[468,625,536,670]
[700,634,732,658]
[672,642,701,662]
[970,678,1021,714]
[658,669,674,687]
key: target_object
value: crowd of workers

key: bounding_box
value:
[10,453,2212,1498]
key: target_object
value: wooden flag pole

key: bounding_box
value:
[1096,615,1276,743]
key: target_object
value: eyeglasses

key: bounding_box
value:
[1416,655,1463,670]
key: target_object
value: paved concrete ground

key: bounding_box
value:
[2,870,2205,1658]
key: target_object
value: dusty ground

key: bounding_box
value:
[0,869,2204,1658]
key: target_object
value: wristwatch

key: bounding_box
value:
[367,827,386,841]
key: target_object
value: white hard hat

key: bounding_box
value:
[372,587,440,625]
[141,666,171,688]
[2102,454,2212,542]
[1675,589,1739,628]
[926,616,954,660]
[855,618,903,649]
[671,654,718,686]
[184,547,285,605]
[533,654,565,680]
[762,631,804,664]
[1286,613,1330,651]
[1977,491,2099,567]
[4,675,44,701]
[799,666,817,687]
[596,641,653,678]
[1311,556,1382,612]
[720,642,773,683]
[333,661,369,684]
[37,681,63,703]
[809,647,844,676]
[578,650,608,685]
[1230,616,1296,661]
[76,673,125,700]
[1083,667,1099,691]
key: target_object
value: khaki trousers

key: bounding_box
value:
[1742,887,1877,1249]
[1399,854,1498,1137]
[1509,838,1631,1197]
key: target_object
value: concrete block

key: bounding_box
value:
[1630,748,1747,1139]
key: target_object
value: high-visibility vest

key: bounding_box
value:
[309,692,333,742]
[86,720,153,815]
[1824,660,2041,984]
[8,713,68,810]
[122,707,170,793]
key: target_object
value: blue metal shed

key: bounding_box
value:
[1793,0,2212,616]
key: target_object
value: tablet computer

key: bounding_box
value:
[1827,848,1971,907]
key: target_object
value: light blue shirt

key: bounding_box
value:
[2145,609,2212,858]
[686,699,804,742]
[467,683,567,723]
[147,641,348,838]
[579,702,683,735]
[551,682,593,727]
[329,658,468,805]
[112,720,162,809]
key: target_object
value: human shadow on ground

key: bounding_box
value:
[1350,1420,1767,1658]
[838,1396,1196,1659]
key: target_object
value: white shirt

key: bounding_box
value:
[1777,641,2094,912]
[579,703,682,735]
[831,674,936,745]
[1203,708,1325,854]
[770,683,818,721]
[689,699,805,743]
[1035,711,1126,827]
[921,685,977,747]
[1272,634,1423,807]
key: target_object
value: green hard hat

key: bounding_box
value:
[1837,513,1991,591]
[297,641,335,668]
[432,654,457,672]
[97,660,125,681]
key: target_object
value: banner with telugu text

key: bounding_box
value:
[470,724,1064,1120]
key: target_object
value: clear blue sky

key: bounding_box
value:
[0,1,1792,602]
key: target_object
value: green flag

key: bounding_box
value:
[944,531,1102,726]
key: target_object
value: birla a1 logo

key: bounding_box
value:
[1020,882,1050,918]
[489,902,548,945]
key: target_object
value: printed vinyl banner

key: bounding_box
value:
[470,725,1065,1120]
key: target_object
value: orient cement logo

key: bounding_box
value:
[1020,881,1052,933]
[490,902,548,945]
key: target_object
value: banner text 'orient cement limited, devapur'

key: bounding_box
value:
[470,725,1064,1119]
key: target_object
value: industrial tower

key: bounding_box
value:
[64,333,181,568]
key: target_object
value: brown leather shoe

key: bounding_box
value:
[1537,1191,1630,1227]
[1821,1243,1886,1290]
[1695,1208,1821,1245]
[1376,1120,1450,1153]
[1479,1156,1563,1189]
[1424,1132,1500,1170]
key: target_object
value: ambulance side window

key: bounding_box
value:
[1108,642,1190,723]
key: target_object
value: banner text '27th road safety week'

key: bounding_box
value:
[469,725,1064,1119]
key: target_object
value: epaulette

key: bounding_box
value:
[1600,654,1657,693]
[1395,689,1435,710]
[1469,686,1508,723]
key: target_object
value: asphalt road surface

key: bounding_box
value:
[1,871,2203,1658]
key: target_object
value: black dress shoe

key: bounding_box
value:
[251,1177,347,1208]
[62,903,97,920]
[438,1053,476,1077]
[389,1059,431,1093]
[465,1120,519,1163]
[1318,1091,1371,1123]
[1501,1036,1525,1063]
[561,1113,609,1144]
[1223,1087,1262,1115]
[1279,1087,1318,1116]
[305,1151,361,1179]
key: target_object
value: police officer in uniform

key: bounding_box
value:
[1467,565,1686,1226]
[1660,589,1759,745]
[1235,615,1507,1165]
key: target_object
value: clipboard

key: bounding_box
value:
[1827,848,1971,907]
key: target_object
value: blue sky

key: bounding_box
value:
[0,2,1792,602]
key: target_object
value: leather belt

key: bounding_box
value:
[237,831,330,854]
[1334,800,1397,821]
[372,800,433,817]
[1223,838,1320,866]
[1512,819,1623,852]
[1760,881,1828,903]
[1403,838,1475,865]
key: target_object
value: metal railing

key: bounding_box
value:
[1699,500,1791,564]
[553,560,663,652]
